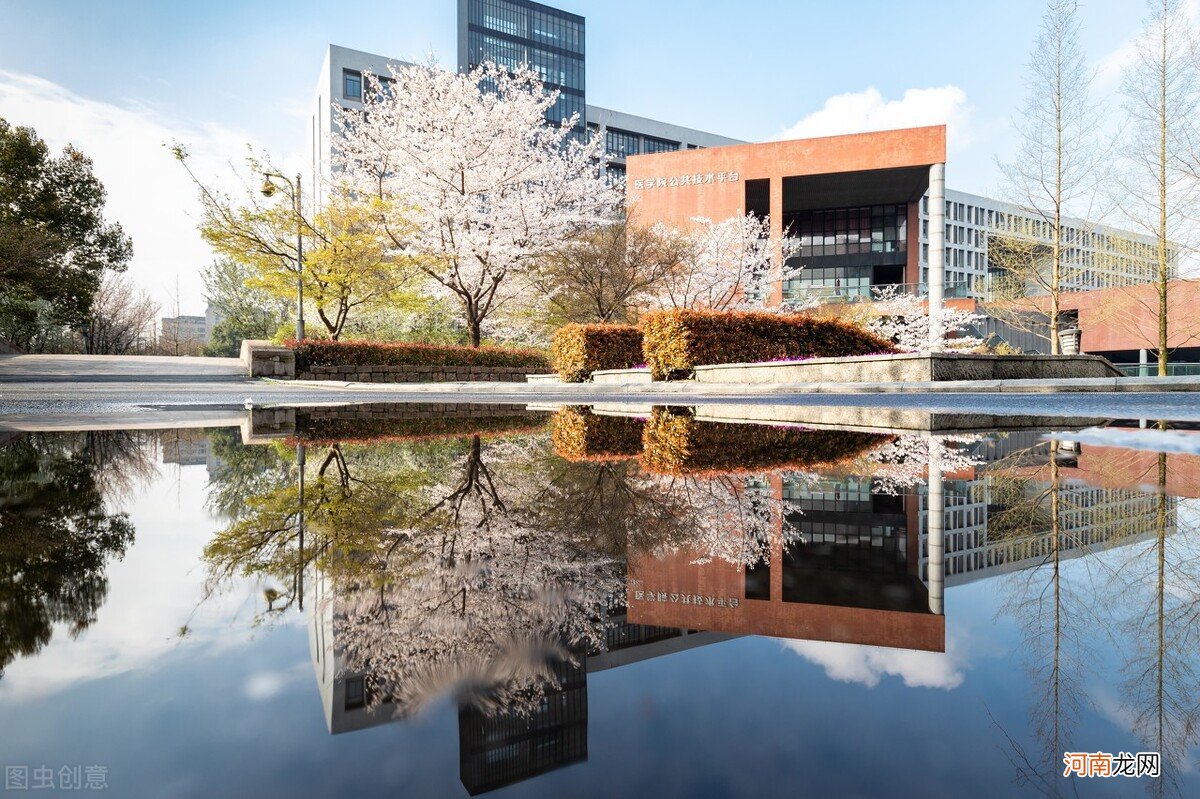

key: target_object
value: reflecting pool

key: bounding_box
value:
[2,403,1199,797]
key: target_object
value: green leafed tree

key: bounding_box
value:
[0,118,133,351]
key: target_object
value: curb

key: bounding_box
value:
[270,376,1200,395]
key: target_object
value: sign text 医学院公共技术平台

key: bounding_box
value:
[633,171,740,190]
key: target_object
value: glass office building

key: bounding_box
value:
[459,0,586,135]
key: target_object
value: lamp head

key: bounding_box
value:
[260,177,277,198]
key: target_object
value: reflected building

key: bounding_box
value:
[916,437,1180,586]
[307,567,734,794]
[627,475,946,654]
[160,432,211,467]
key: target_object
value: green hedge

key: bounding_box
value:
[289,339,549,371]
[639,309,897,380]
[550,324,644,383]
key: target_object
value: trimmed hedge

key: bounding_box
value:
[293,413,549,445]
[639,309,897,380]
[551,406,645,462]
[288,338,549,371]
[641,409,890,476]
[551,324,644,383]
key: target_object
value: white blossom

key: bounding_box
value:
[651,214,806,312]
[333,61,621,345]
[866,284,983,353]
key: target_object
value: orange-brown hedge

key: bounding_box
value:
[290,339,549,371]
[551,406,645,462]
[639,309,897,380]
[641,409,890,475]
[293,412,549,445]
[551,323,644,382]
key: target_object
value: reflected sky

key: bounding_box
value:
[1,405,1198,798]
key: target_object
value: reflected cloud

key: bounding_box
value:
[780,632,967,690]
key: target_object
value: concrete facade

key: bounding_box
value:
[691,352,1122,385]
[627,126,946,307]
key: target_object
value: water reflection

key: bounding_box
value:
[0,431,146,677]
[3,406,1200,795]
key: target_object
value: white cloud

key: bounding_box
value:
[780,628,969,690]
[0,70,275,317]
[774,86,972,151]
[243,665,308,702]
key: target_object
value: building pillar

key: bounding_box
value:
[927,163,946,351]
[769,176,785,307]
[1139,348,1149,378]
[926,436,945,615]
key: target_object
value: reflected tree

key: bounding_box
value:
[0,433,136,676]
[1110,440,1200,797]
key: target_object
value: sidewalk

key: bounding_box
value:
[277,374,1200,395]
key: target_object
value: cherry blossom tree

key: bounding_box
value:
[334,62,620,346]
[652,214,805,312]
[865,285,983,353]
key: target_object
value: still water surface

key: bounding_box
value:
[2,403,1199,797]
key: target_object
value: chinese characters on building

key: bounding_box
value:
[634,590,740,607]
[1062,751,1160,779]
[632,171,740,190]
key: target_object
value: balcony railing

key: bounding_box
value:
[1115,362,1200,377]
[783,281,974,304]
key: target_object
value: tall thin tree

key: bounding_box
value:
[1115,0,1199,375]
[995,0,1106,354]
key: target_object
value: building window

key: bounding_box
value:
[605,163,626,185]
[745,179,770,221]
[642,136,680,154]
[788,204,908,258]
[604,128,639,158]
[785,265,874,301]
[344,676,366,710]
[343,69,362,101]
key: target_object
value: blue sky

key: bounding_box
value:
[0,0,1172,313]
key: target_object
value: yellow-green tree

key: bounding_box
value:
[174,146,427,340]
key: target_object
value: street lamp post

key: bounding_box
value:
[261,172,305,341]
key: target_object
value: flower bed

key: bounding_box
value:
[639,309,896,380]
[640,409,890,475]
[551,324,644,383]
[551,406,645,462]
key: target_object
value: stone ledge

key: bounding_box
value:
[526,373,563,385]
[692,353,1122,384]
[241,340,295,378]
[592,367,653,385]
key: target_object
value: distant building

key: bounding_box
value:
[159,314,210,348]
[160,434,210,466]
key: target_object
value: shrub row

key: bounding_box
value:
[640,409,890,476]
[551,406,645,462]
[551,324,644,383]
[289,338,550,372]
[639,309,897,380]
[293,413,548,445]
